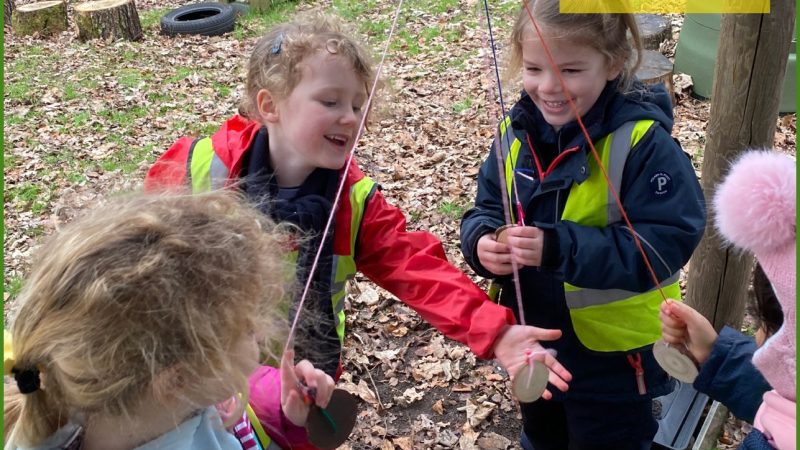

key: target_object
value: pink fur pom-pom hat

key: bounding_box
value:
[713,150,796,402]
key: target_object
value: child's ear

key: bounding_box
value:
[606,58,624,81]
[256,89,280,123]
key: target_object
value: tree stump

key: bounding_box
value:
[5,0,15,27]
[635,14,672,51]
[74,0,143,42]
[11,1,67,37]
[250,0,271,14]
[636,50,674,102]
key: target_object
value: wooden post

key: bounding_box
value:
[684,0,795,330]
[74,0,143,42]
[11,1,67,37]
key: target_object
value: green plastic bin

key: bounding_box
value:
[674,14,796,113]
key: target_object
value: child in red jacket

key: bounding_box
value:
[147,14,571,449]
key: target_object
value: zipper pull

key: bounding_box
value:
[627,353,647,395]
[515,201,526,226]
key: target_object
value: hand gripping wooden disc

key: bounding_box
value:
[653,339,699,384]
[306,389,359,449]
[495,224,516,244]
[512,360,549,403]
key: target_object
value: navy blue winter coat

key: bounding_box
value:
[694,327,772,423]
[460,80,706,401]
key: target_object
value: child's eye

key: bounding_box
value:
[526,67,541,73]
[562,69,581,74]
[321,100,337,107]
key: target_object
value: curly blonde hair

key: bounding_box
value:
[239,13,376,120]
[507,0,643,93]
[4,190,290,447]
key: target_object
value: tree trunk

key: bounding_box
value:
[685,0,795,330]
[636,50,674,101]
[5,0,15,27]
[11,0,67,37]
[74,0,142,42]
[250,0,271,14]
[635,14,671,51]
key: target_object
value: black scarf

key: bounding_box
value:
[241,127,342,377]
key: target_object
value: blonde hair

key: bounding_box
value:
[508,0,643,93]
[4,191,290,447]
[239,13,376,120]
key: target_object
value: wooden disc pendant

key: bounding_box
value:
[512,359,549,403]
[306,389,359,449]
[653,339,699,384]
[495,224,516,244]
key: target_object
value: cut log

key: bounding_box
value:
[635,14,672,51]
[74,0,143,42]
[5,0,15,27]
[250,0,271,14]
[11,1,67,37]
[636,50,674,102]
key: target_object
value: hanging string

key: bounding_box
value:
[520,1,667,299]
[481,0,529,326]
[284,0,406,351]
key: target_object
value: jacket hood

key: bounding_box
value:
[509,78,674,146]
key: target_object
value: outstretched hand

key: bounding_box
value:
[492,325,572,400]
[659,299,718,365]
[280,349,335,426]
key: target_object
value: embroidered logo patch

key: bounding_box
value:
[649,171,673,197]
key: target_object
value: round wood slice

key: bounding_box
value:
[306,389,359,449]
[74,0,143,42]
[11,1,67,37]
[512,360,549,403]
[635,50,674,103]
[495,224,516,244]
[653,339,699,383]
[635,14,672,50]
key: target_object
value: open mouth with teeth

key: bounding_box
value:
[325,134,349,147]
[543,100,567,109]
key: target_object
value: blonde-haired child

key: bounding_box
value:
[146,12,572,435]
[460,0,706,448]
[4,191,334,450]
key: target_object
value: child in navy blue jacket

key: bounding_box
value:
[460,1,705,448]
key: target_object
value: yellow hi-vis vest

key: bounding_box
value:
[498,118,681,353]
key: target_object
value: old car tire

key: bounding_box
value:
[160,2,235,37]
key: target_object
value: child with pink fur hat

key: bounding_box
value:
[660,150,795,450]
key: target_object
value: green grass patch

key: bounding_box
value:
[118,69,148,89]
[452,97,474,114]
[5,80,35,104]
[5,276,25,299]
[139,8,170,29]
[438,201,467,220]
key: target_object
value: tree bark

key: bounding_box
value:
[635,14,671,51]
[74,0,143,42]
[11,0,67,37]
[5,0,15,27]
[685,0,795,330]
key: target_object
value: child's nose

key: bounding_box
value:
[539,72,561,94]
[340,108,358,125]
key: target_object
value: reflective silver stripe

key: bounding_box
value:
[565,272,680,309]
[606,121,636,224]
[210,154,229,190]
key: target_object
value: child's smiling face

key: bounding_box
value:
[520,34,620,131]
[267,51,367,185]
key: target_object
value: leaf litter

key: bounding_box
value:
[4,1,794,448]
